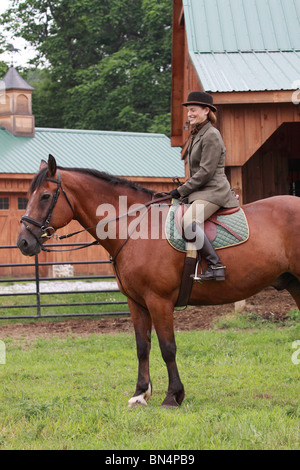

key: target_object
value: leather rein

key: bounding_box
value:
[20,170,173,254]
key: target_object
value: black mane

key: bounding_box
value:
[30,166,155,196]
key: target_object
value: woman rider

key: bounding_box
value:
[169,91,239,282]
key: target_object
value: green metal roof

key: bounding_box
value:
[190,50,300,92]
[184,0,300,92]
[0,127,184,177]
[184,0,300,53]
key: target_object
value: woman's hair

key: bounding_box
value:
[198,105,217,124]
[208,110,217,124]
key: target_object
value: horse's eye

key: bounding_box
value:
[41,193,51,202]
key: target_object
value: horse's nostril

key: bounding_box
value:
[17,238,28,251]
[21,239,28,248]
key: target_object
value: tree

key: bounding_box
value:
[24,67,66,128]
[2,0,172,135]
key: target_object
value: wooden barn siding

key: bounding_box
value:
[0,176,177,277]
[171,0,185,143]
[219,103,300,167]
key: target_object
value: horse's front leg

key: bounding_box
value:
[127,299,153,407]
[147,297,185,408]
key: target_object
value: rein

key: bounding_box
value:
[60,193,173,241]
[21,175,173,253]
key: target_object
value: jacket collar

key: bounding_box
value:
[196,121,212,137]
[189,121,212,149]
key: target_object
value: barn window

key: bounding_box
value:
[0,197,9,209]
[18,197,28,210]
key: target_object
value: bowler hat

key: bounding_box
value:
[182,91,217,112]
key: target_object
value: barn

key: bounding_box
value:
[0,66,184,276]
[171,0,300,204]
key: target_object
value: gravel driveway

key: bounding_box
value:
[0,280,119,294]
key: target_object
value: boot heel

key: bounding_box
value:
[213,266,226,281]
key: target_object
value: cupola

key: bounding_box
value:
[0,65,35,137]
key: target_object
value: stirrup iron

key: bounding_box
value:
[190,260,204,283]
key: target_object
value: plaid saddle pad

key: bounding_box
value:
[165,200,249,252]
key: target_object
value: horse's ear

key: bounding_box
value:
[48,154,57,177]
[39,159,48,171]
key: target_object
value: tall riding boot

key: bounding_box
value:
[186,222,226,281]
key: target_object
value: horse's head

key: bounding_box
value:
[17,155,75,256]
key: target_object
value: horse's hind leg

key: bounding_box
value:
[128,300,153,407]
[147,297,185,408]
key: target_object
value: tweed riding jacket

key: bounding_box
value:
[177,122,239,208]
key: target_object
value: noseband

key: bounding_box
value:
[21,170,75,248]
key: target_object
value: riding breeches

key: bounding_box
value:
[181,199,220,250]
[182,199,220,228]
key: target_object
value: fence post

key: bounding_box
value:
[35,254,41,316]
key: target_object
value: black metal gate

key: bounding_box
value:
[0,244,129,320]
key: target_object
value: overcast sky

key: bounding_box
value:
[0,0,36,68]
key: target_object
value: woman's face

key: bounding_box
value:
[187,105,209,126]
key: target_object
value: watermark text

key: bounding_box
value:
[95,197,204,249]
[0,341,6,365]
[291,80,300,105]
[292,340,300,365]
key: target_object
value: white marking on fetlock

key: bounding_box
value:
[128,383,152,408]
[144,383,152,401]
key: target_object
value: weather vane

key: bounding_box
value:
[7,43,20,67]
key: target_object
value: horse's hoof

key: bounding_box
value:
[128,396,148,407]
[161,389,185,408]
[128,383,152,408]
[161,394,180,408]
[161,398,179,408]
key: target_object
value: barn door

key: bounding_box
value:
[289,159,300,197]
[0,193,34,277]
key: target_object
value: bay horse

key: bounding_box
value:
[17,155,300,408]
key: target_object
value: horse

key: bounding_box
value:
[17,155,300,408]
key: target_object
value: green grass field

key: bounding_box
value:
[0,309,299,450]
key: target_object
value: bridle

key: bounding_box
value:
[20,170,76,251]
[20,170,174,254]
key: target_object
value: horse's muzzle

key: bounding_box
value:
[17,231,42,256]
